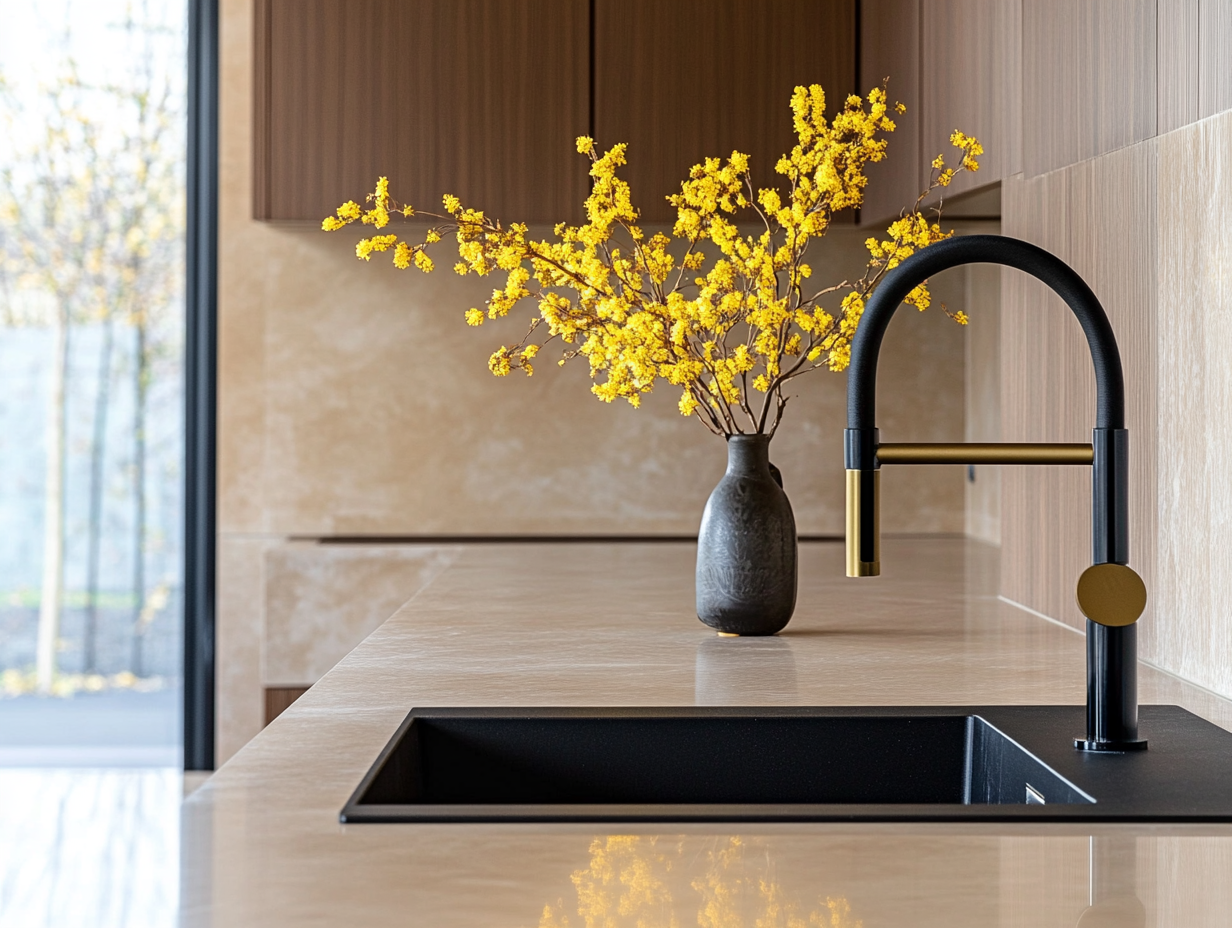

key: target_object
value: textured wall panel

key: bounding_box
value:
[965,263,1002,545]
[1000,141,1158,637]
[1074,144,1160,654]
[1156,111,1232,697]
[1000,166,1090,630]
[1022,0,1157,177]
[920,0,1021,197]
[1157,0,1199,133]
[1198,0,1232,117]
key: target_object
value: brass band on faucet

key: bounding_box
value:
[876,443,1094,465]
[845,469,880,577]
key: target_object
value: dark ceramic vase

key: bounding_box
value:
[695,434,798,635]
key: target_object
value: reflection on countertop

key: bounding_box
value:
[0,767,186,927]
[182,538,1232,927]
[539,835,864,928]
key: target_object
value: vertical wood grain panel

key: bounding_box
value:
[1022,0,1156,177]
[919,0,1020,197]
[1072,143,1159,648]
[1004,0,1023,178]
[1156,111,1232,696]
[999,141,1157,633]
[1198,0,1232,117]
[1157,0,1199,133]
[254,0,589,222]
[1000,166,1090,629]
[593,0,856,224]
[858,0,921,225]
[965,263,1002,545]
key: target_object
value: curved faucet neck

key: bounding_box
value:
[847,235,1125,432]
[840,234,1143,752]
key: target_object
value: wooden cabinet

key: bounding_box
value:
[253,0,590,222]
[593,0,856,223]
[255,0,855,225]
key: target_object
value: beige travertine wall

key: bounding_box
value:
[261,544,459,685]
[218,0,989,761]
[1155,111,1232,697]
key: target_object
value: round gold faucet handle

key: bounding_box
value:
[1075,563,1147,627]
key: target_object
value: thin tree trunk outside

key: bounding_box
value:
[84,316,115,673]
[131,321,147,676]
[36,308,71,693]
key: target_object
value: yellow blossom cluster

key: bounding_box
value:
[323,84,981,436]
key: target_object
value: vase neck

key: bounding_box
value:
[726,434,772,476]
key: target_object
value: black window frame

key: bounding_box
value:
[185,0,218,771]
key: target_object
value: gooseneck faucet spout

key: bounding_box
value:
[845,234,1147,752]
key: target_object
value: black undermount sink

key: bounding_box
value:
[340,706,1232,823]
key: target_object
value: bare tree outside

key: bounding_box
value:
[0,2,184,700]
[1,67,112,691]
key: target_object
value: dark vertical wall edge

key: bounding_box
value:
[252,0,270,219]
[853,0,861,226]
[185,0,219,771]
[587,0,595,142]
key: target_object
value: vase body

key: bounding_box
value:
[696,435,798,635]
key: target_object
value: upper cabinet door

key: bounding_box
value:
[593,0,856,224]
[254,0,590,222]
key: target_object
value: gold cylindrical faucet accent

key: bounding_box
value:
[876,442,1093,465]
[845,469,880,577]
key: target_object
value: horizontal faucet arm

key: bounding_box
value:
[876,442,1093,465]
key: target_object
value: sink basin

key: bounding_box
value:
[340,706,1232,823]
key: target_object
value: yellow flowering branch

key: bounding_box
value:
[323,84,982,437]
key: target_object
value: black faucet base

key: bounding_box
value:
[1075,737,1149,753]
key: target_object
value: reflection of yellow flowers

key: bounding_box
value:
[324,84,980,438]
[539,836,861,928]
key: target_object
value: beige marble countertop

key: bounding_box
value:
[183,538,1232,927]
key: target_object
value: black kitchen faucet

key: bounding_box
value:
[844,234,1148,752]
